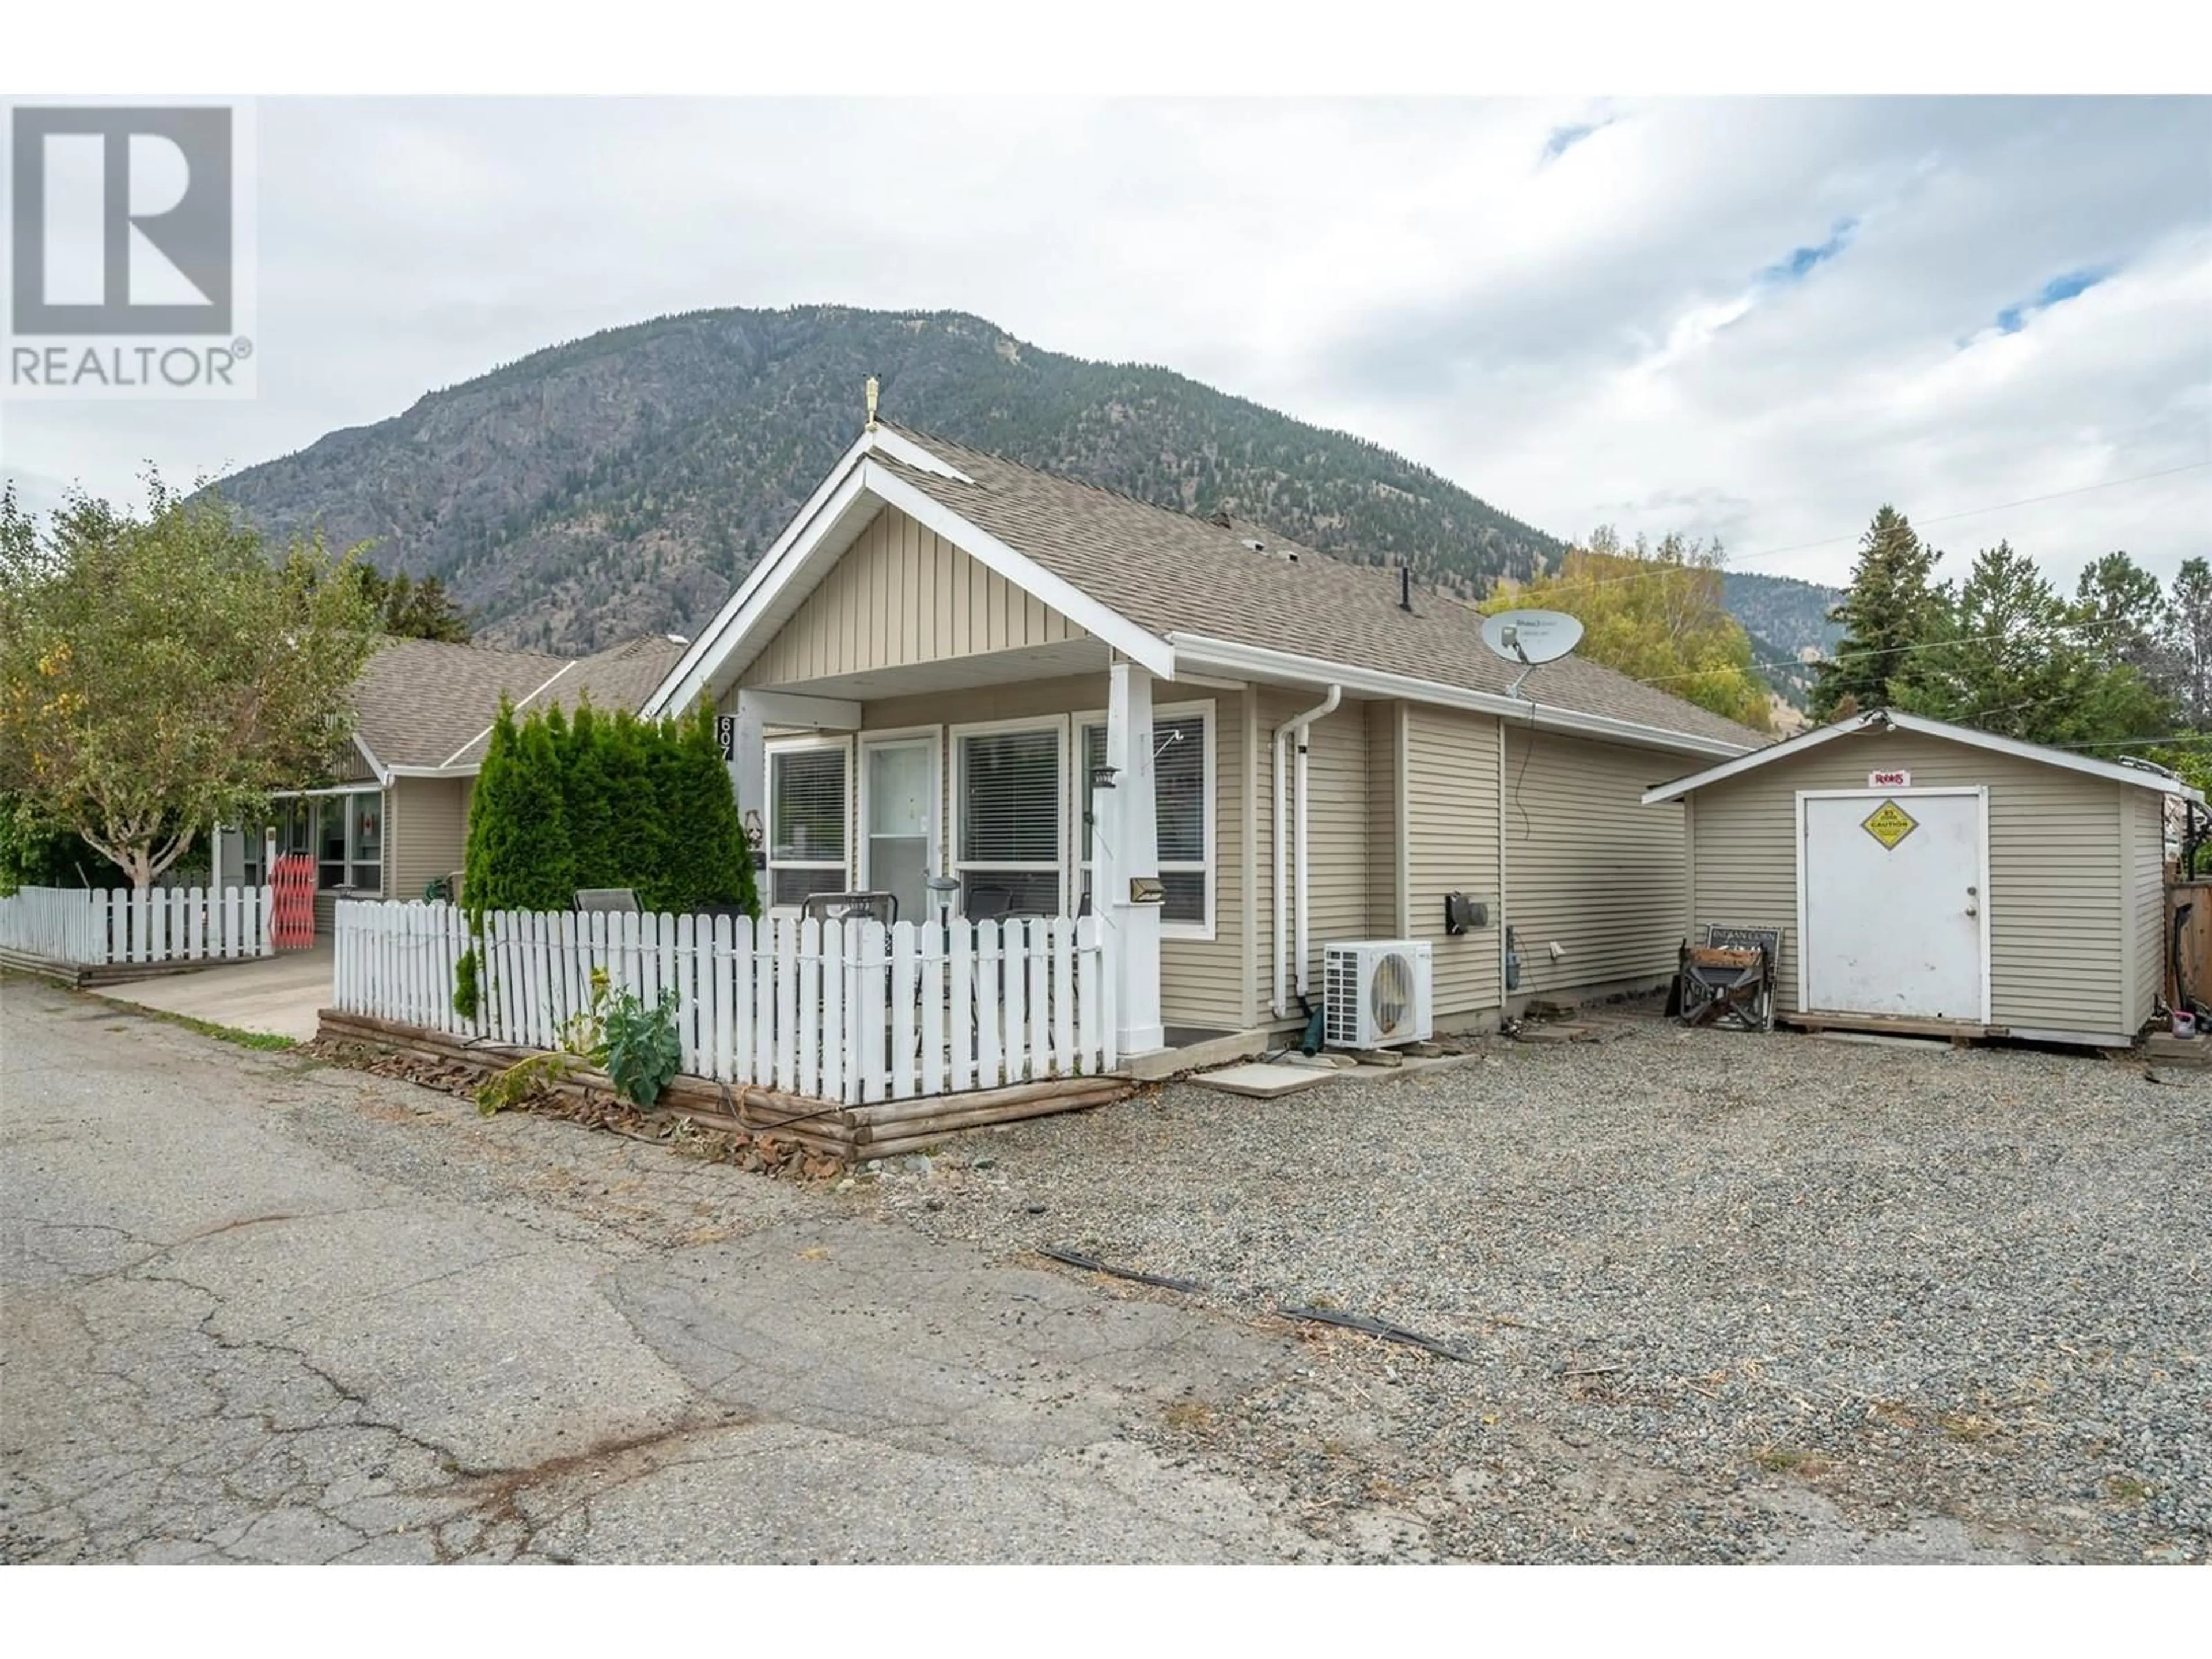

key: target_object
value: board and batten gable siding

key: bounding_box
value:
[389,776,469,905]
[738,505,1087,688]
[1682,729,2133,1036]
[853,674,1251,1034]
[1502,725,1689,999]
[1404,704,1505,1022]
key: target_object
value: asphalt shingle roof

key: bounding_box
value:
[351,635,687,773]
[874,423,1766,750]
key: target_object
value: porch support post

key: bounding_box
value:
[729,691,768,847]
[1104,660,1165,1056]
[728,688,863,856]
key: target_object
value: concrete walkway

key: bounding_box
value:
[97,944,333,1043]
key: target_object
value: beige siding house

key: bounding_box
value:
[245,635,683,933]
[1646,710,2203,1047]
[646,418,1763,1054]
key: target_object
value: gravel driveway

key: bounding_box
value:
[869,1012,2211,1563]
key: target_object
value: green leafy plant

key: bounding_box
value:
[452,947,482,1020]
[603,988,681,1107]
[475,1049,575,1117]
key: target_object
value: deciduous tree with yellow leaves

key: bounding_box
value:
[1479,528,1774,732]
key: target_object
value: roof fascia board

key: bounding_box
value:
[644,430,878,717]
[858,460,1176,681]
[1169,632,1751,760]
[869,427,972,481]
[1643,709,2204,804]
[349,732,392,787]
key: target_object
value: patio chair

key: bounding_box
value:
[574,887,641,915]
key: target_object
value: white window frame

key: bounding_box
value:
[763,734,853,911]
[1073,699,1216,941]
[856,723,944,894]
[948,715,1072,918]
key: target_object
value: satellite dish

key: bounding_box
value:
[1482,608,1583,663]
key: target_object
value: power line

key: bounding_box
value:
[2050,732,2212,751]
[1631,611,2143,688]
[1493,458,2210,607]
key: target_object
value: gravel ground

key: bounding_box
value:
[857,1012,2212,1562]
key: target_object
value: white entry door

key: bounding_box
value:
[860,737,937,926]
[1800,787,1988,1021]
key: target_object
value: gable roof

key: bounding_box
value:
[348,634,686,779]
[649,423,1766,757]
[872,426,1763,750]
[1642,708,2207,805]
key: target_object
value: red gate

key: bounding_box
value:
[271,853,317,949]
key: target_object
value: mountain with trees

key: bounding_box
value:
[211,302,1825,697]
[213,306,1569,653]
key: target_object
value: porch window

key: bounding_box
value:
[956,725,1063,917]
[1078,705,1212,933]
[310,789,382,893]
[767,743,850,907]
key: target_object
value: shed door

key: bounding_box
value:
[1801,788,1987,1022]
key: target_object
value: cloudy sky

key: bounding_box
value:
[3,95,2207,592]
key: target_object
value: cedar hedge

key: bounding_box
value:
[462,697,758,922]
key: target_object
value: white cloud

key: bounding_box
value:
[2,94,2206,593]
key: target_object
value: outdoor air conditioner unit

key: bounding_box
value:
[1323,939,1434,1050]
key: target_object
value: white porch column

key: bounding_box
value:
[1103,660,1165,1056]
[728,687,862,865]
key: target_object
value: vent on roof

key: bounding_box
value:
[1240,536,1298,563]
[1209,509,1234,529]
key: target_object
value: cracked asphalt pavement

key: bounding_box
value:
[0,979,1317,1563]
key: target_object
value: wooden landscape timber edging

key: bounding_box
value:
[315,1008,1132,1162]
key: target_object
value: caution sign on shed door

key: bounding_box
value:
[1860,799,1918,850]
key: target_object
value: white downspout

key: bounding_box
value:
[1272,684,1341,1019]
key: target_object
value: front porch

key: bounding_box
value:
[731,639,1188,1063]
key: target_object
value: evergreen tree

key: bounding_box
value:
[462,700,574,915]
[597,711,664,899]
[661,704,757,915]
[1810,506,1944,722]
[2164,557,2212,728]
[1895,543,2172,747]
[562,700,616,888]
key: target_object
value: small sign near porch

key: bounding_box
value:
[715,714,737,762]
[1861,800,1919,851]
[1868,768,1911,789]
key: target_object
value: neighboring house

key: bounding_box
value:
[644,418,1764,1056]
[1645,707,2206,1047]
[222,634,685,933]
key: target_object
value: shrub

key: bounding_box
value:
[460,696,756,923]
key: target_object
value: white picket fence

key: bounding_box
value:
[0,883,274,967]
[332,899,1116,1106]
